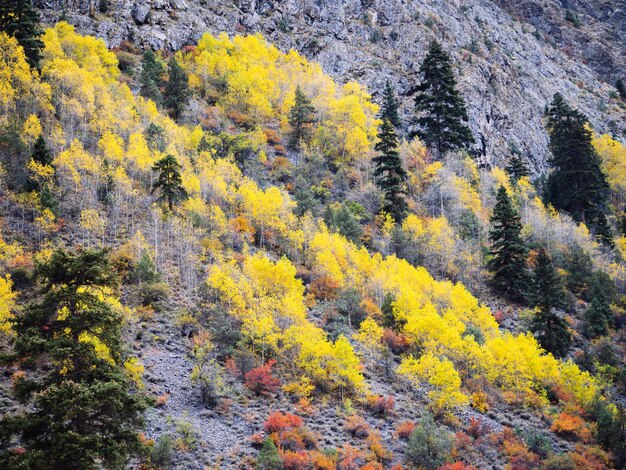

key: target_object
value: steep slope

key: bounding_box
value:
[36,0,625,171]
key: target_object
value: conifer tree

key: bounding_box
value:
[617,79,626,101]
[0,249,146,469]
[0,0,43,68]
[529,247,571,358]
[256,437,282,470]
[373,117,408,222]
[139,49,165,105]
[381,80,401,129]
[583,295,611,339]
[151,154,188,211]
[413,41,474,157]
[31,135,53,166]
[288,85,316,149]
[594,212,614,248]
[545,93,610,226]
[506,154,529,181]
[164,57,189,120]
[487,185,529,302]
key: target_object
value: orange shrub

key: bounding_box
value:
[550,413,592,442]
[466,417,486,440]
[310,451,337,470]
[365,394,395,418]
[245,360,281,396]
[382,329,410,354]
[309,275,340,300]
[263,127,282,145]
[367,432,392,463]
[396,420,416,440]
[281,450,310,469]
[344,415,370,439]
[264,411,303,434]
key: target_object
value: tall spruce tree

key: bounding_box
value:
[288,85,316,149]
[373,117,408,222]
[0,0,43,68]
[529,247,571,358]
[164,57,190,120]
[0,249,146,469]
[139,49,165,105]
[487,185,529,301]
[506,154,529,181]
[413,41,474,157]
[151,154,188,211]
[381,80,401,129]
[545,93,610,226]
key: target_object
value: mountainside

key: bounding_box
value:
[37,0,626,171]
[1,2,626,469]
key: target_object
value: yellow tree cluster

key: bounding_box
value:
[183,33,380,162]
[309,227,597,413]
[206,252,364,394]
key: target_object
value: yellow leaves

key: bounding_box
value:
[398,352,468,413]
[124,357,145,389]
[54,139,99,191]
[593,132,626,200]
[22,114,42,144]
[79,331,114,365]
[354,317,384,351]
[0,275,17,335]
[80,209,106,236]
[98,132,125,163]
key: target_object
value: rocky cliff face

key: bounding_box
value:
[36,0,625,172]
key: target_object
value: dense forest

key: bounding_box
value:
[1,1,626,469]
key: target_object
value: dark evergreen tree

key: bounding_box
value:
[506,154,529,181]
[139,49,165,105]
[594,212,614,248]
[565,244,594,300]
[583,295,611,339]
[151,154,188,211]
[487,185,529,302]
[288,85,316,149]
[0,0,43,68]
[413,41,474,157]
[381,80,401,129]
[529,247,571,358]
[545,93,610,226]
[620,213,626,237]
[164,57,189,120]
[0,249,146,469]
[373,117,408,222]
[31,135,52,166]
[617,79,626,101]
[324,203,363,245]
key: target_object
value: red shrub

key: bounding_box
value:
[309,275,340,300]
[382,329,410,354]
[264,411,304,434]
[245,360,281,396]
[466,417,486,439]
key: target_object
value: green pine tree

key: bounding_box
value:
[529,247,571,358]
[487,185,529,302]
[414,41,474,157]
[164,57,190,120]
[0,249,146,469]
[151,154,188,211]
[0,0,44,68]
[583,295,611,339]
[617,79,626,101]
[594,212,614,248]
[256,437,282,470]
[324,203,363,245]
[139,49,165,105]
[31,135,53,166]
[381,80,401,129]
[288,85,316,149]
[545,93,610,226]
[373,117,408,222]
[506,154,529,181]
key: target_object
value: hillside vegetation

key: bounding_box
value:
[1,17,626,470]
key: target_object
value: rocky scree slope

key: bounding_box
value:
[36,0,625,173]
